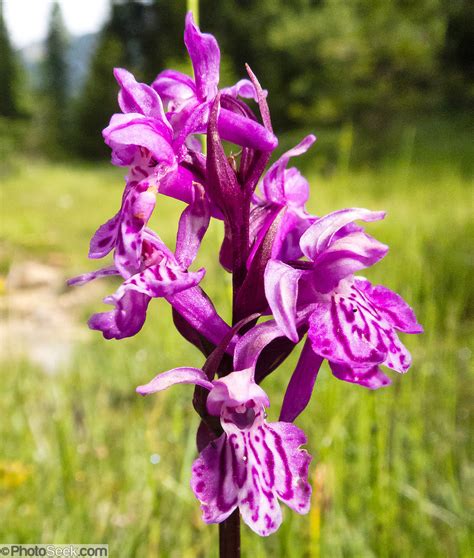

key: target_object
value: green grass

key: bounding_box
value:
[1,156,472,557]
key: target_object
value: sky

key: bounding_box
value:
[3,0,110,49]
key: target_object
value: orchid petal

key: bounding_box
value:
[103,113,175,166]
[221,79,262,101]
[267,422,312,514]
[158,165,196,205]
[310,232,388,292]
[117,263,205,299]
[355,279,423,333]
[89,212,121,259]
[191,411,311,536]
[114,68,170,127]
[151,69,196,111]
[329,362,392,389]
[136,367,213,395]
[307,280,412,372]
[218,108,278,151]
[175,183,211,269]
[191,434,239,524]
[206,369,269,416]
[300,208,386,261]
[233,320,287,371]
[184,12,220,101]
[264,260,304,342]
[114,182,158,276]
[262,135,315,204]
[67,265,118,287]
[88,290,150,340]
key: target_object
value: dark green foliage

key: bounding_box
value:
[73,32,126,159]
[200,1,455,134]
[442,0,474,107]
[141,0,187,83]
[0,3,19,117]
[41,1,69,155]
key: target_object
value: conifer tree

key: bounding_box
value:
[0,3,19,117]
[42,1,69,153]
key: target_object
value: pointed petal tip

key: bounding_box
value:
[113,67,128,80]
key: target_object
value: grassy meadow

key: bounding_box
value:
[1,133,473,557]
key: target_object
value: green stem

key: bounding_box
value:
[187,0,199,24]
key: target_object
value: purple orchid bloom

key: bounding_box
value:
[250,134,317,264]
[69,184,211,339]
[95,68,201,277]
[136,367,311,536]
[264,208,423,421]
[152,12,277,154]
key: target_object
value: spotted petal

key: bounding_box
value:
[191,408,311,536]
[308,279,412,372]
[355,278,423,334]
[175,184,211,269]
[89,212,121,259]
[88,290,150,340]
[114,183,159,276]
[116,262,205,299]
[329,362,392,389]
[67,265,118,287]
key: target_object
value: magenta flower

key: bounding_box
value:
[137,367,311,536]
[250,134,317,263]
[69,184,211,339]
[264,208,423,421]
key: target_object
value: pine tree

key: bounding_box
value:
[41,1,69,154]
[73,31,126,159]
[0,3,19,117]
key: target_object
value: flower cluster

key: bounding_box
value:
[71,13,422,537]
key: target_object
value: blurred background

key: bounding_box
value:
[0,0,472,556]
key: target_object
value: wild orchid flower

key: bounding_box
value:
[69,184,211,339]
[137,367,311,536]
[264,208,423,421]
[250,134,317,263]
[71,11,423,555]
